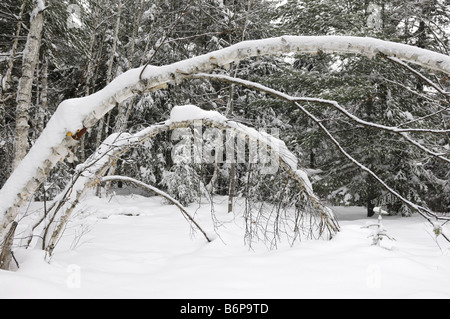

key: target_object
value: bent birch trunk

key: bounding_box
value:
[2,36,450,260]
[43,110,339,255]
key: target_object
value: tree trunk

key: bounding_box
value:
[96,0,122,148]
[95,0,122,197]
[105,0,145,196]
[36,59,48,137]
[113,0,143,134]
[0,222,18,270]
[226,0,252,214]
[12,0,45,170]
[78,0,103,163]
[1,2,45,269]
[85,0,102,97]
[226,74,237,213]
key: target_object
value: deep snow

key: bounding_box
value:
[1,191,449,299]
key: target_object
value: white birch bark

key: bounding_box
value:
[12,0,45,170]
[36,59,48,137]
[0,0,45,270]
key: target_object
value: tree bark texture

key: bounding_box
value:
[12,0,45,170]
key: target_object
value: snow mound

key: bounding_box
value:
[170,105,227,123]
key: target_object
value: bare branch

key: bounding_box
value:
[100,175,212,243]
[188,73,450,164]
[383,55,450,97]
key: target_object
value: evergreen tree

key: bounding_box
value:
[271,0,450,215]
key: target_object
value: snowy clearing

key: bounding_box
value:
[1,191,449,299]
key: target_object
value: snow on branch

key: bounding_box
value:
[383,55,450,97]
[188,73,450,164]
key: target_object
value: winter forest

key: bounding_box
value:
[1,0,450,299]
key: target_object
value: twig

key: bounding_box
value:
[139,0,195,80]
[188,73,450,164]
[100,175,213,243]
[11,251,19,269]
[383,55,450,97]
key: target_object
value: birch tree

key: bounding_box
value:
[12,0,45,170]
[0,0,45,270]
[35,58,48,137]
[0,0,28,186]
[38,109,338,256]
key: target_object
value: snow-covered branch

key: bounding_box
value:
[384,55,450,97]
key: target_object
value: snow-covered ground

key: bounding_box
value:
[1,191,449,299]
